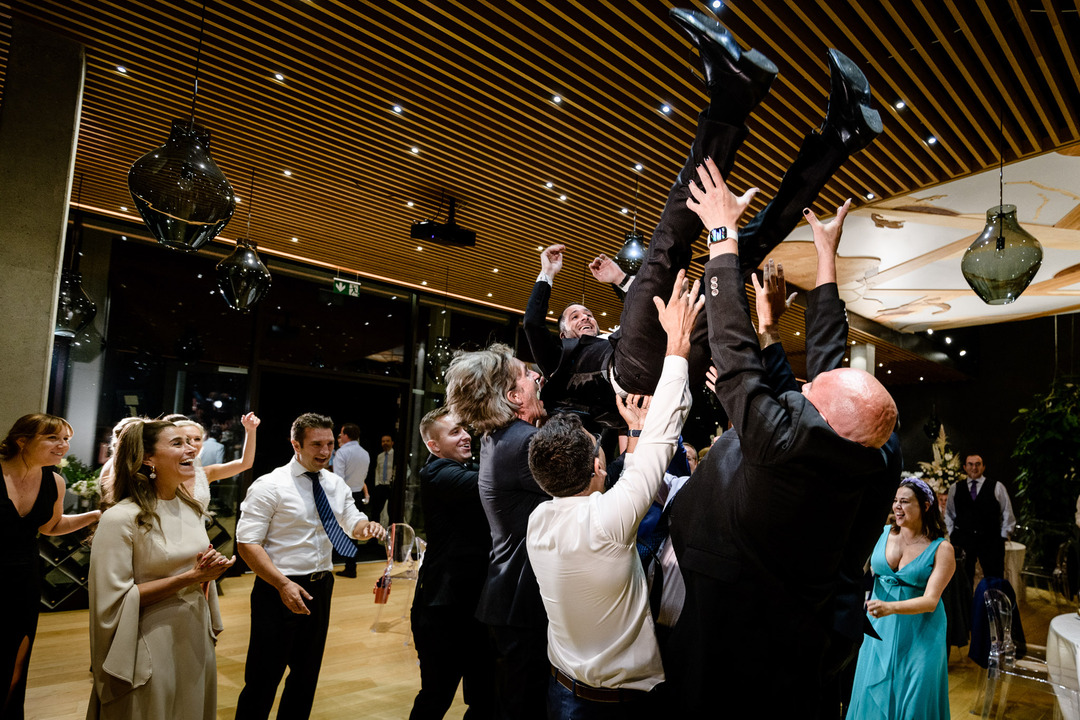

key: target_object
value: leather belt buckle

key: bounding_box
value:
[550,665,626,704]
[306,571,328,582]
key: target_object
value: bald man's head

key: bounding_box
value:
[801,368,897,449]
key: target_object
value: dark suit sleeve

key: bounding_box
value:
[705,254,797,465]
[804,282,848,379]
[428,459,480,501]
[523,280,563,377]
[762,342,799,396]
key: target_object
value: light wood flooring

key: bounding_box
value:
[23,565,1078,719]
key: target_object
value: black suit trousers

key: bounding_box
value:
[235,574,334,720]
[488,624,548,720]
[410,605,495,720]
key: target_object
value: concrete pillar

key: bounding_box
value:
[0,18,85,425]
[851,343,877,376]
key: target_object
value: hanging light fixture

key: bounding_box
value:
[614,175,647,275]
[216,169,271,312]
[128,1,236,252]
[55,175,97,338]
[425,269,454,384]
[961,101,1042,305]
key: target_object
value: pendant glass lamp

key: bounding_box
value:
[961,204,1042,305]
[614,175,647,275]
[426,335,454,385]
[127,2,235,252]
[216,169,271,312]
[614,231,647,275]
[55,176,97,338]
[129,119,236,252]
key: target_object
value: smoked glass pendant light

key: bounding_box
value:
[614,176,647,275]
[216,169,271,312]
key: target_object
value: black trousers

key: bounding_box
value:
[235,573,334,720]
[613,116,847,395]
[410,605,495,719]
[957,533,1006,581]
[368,483,392,525]
[489,624,548,720]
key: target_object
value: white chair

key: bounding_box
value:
[369,523,426,644]
[974,588,1080,719]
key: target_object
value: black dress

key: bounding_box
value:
[1,467,58,720]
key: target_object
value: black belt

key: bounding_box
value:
[288,571,331,583]
[550,665,645,704]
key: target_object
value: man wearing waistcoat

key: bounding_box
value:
[945,452,1016,581]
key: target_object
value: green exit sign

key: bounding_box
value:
[332,278,361,297]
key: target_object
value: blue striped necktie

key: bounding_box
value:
[305,471,357,558]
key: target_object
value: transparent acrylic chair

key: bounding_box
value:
[973,588,1080,719]
[369,523,427,644]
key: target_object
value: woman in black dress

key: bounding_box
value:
[1,414,102,719]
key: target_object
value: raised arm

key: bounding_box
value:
[523,244,567,375]
[589,253,633,301]
[803,201,852,379]
[204,412,260,482]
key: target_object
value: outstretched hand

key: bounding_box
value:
[751,259,797,341]
[685,157,758,248]
[615,394,651,432]
[804,198,851,287]
[541,244,565,278]
[653,269,704,360]
[241,412,261,432]
[588,254,627,285]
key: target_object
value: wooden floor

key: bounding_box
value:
[23,567,1077,719]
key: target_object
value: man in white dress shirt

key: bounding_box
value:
[370,434,396,525]
[235,413,385,720]
[333,423,371,578]
[525,273,698,716]
[945,452,1016,582]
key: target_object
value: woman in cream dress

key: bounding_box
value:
[87,420,234,719]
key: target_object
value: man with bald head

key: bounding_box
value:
[663,158,898,714]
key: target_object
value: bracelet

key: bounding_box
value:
[627,429,642,437]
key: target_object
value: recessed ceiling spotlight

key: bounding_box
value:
[406,201,414,207]
[121,236,127,240]
[487,292,493,297]
[926,328,934,335]
[944,336,952,344]
[274,73,285,82]
[895,100,906,110]
[552,94,562,104]
[865,192,875,200]
[120,206,128,211]
[919,376,924,381]
[926,135,937,145]
[116,65,127,74]
[660,104,672,114]
[548,310,553,315]
[416,246,423,251]
[794,331,801,336]
[537,245,544,251]
[391,296,397,300]
[887,369,892,374]
[601,312,607,316]
[878,362,883,367]
[291,237,299,242]
[410,147,420,154]
[621,208,629,214]
[711,0,722,8]
[235,196,242,204]
[545,181,554,188]
[283,170,292,176]
[392,105,403,114]
[492,268,499,273]
[851,340,857,345]
[559,194,567,201]
[959,349,967,357]
[634,163,644,171]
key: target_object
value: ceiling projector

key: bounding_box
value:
[410,197,476,247]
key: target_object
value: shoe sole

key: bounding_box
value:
[828,48,871,102]
[669,7,740,64]
[861,104,883,136]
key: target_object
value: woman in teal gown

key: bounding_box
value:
[847,478,956,720]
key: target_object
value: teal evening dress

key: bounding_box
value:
[846,526,949,720]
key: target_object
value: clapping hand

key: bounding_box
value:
[191,544,235,584]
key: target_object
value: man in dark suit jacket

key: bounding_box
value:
[523,10,883,428]
[445,344,550,720]
[664,158,897,714]
[409,407,493,720]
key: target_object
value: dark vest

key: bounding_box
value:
[540,336,622,430]
[954,477,1000,541]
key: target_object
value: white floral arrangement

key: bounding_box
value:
[909,426,964,495]
[58,456,101,499]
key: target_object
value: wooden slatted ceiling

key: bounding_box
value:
[2,1,1078,384]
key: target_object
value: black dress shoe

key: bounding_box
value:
[820,48,882,154]
[335,570,356,578]
[669,8,777,121]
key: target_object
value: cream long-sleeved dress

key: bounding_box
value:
[87,497,222,719]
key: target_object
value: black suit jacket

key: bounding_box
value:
[666,255,888,710]
[522,280,621,429]
[412,455,491,612]
[474,419,550,629]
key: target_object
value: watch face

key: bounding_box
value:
[708,227,727,244]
